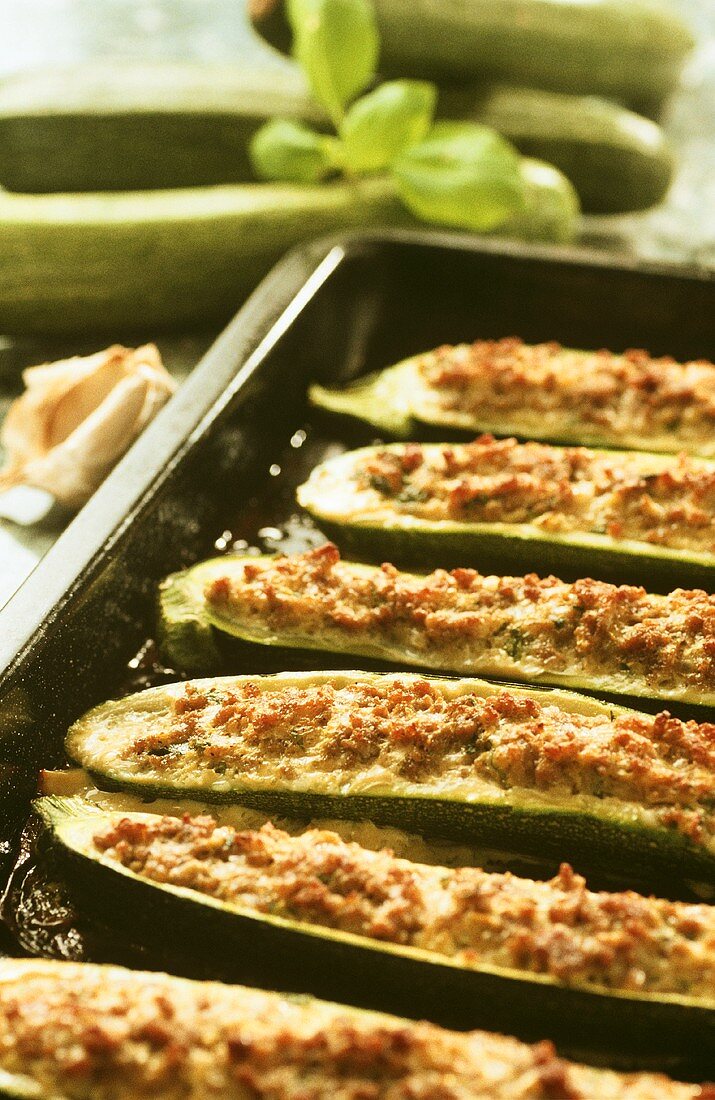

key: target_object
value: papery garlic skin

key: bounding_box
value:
[0,344,175,508]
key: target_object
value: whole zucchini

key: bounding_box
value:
[0,63,671,214]
[64,671,715,884]
[309,338,715,457]
[165,544,715,709]
[0,165,576,336]
[34,796,715,1053]
[439,84,675,214]
[297,439,715,589]
[0,959,710,1096]
[499,157,579,243]
[0,178,406,335]
[0,62,321,193]
[249,0,694,113]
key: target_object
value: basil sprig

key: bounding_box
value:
[341,80,436,175]
[393,122,526,231]
[251,119,339,183]
[250,0,526,232]
[287,0,379,125]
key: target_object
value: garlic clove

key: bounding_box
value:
[0,344,175,509]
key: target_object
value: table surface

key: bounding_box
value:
[0,0,713,609]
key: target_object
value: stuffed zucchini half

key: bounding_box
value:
[0,960,710,1100]
[162,544,715,709]
[34,797,715,1055]
[297,437,715,588]
[309,337,715,457]
[65,671,715,883]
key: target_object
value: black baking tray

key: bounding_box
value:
[0,230,713,1078]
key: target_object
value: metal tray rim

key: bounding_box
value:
[1,225,713,690]
[0,237,347,685]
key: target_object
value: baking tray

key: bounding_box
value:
[0,229,713,1077]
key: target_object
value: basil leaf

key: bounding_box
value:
[250,119,338,183]
[287,0,379,121]
[341,81,437,174]
[392,122,526,232]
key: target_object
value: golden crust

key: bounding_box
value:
[204,544,715,698]
[418,339,715,452]
[0,961,712,1099]
[348,437,715,552]
[94,815,715,999]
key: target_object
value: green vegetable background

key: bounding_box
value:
[250,0,565,233]
[0,0,709,346]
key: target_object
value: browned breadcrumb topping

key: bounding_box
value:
[94,815,715,999]
[350,437,715,552]
[204,543,715,698]
[0,962,712,1099]
[125,675,715,849]
[418,339,715,450]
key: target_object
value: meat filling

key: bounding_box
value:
[204,544,715,697]
[416,339,715,451]
[0,962,712,1099]
[94,815,715,999]
[344,437,715,552]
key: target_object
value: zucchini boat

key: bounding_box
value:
[64,671,715,883]
[34,797,715,1055]
[174,543,715,709]
[249,0,694,114]
[0,960,709,1099]
[309,337,715,457]
[297,437,715,588]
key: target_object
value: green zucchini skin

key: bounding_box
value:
[249,0,694,114]
[33,796,715,1056]
[0,167,575,337]
[498,157,579,243]
[63,673,715,886]
[0,63,664,215]
[0,178,407,336]
[310,365,417,439]
[297,445,715,591]
[158,558,230,674]
[0,63,322,194]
